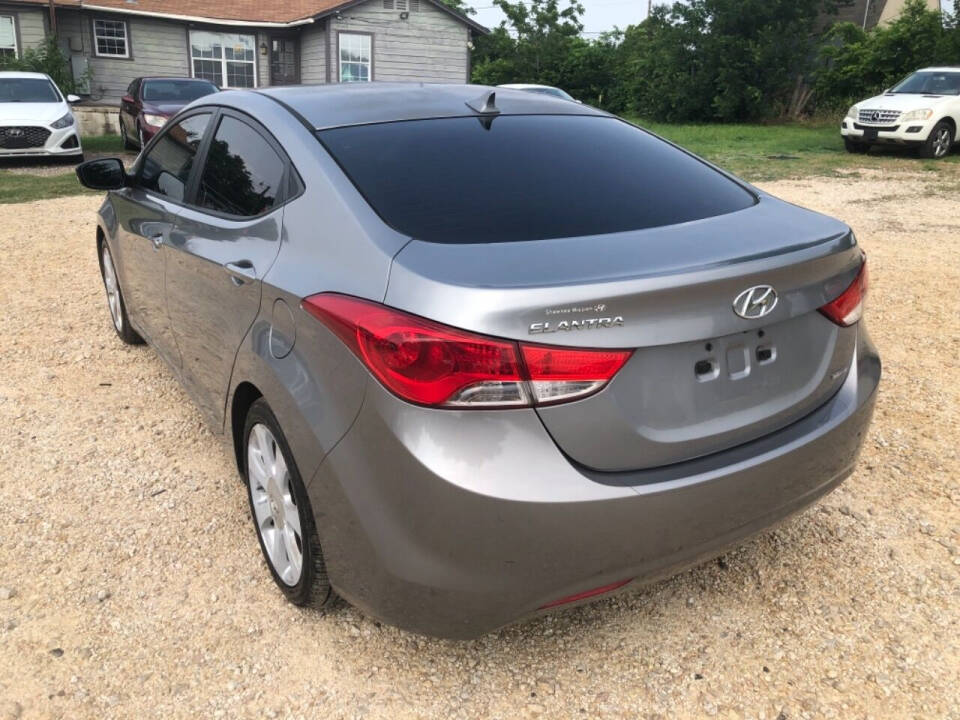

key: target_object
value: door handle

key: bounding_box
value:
[150,234,163,250]
[225,259,257,285]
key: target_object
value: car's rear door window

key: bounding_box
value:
[139,113,211,202]
[196,115,285,217]
[317,115,755,244]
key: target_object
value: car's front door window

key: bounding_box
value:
[138,113,211,203]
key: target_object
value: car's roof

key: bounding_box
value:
[0,71,51,80]
[253,83,607,130]
[498,83,559,90]
[916,67,960,72]
[140,76,214,82]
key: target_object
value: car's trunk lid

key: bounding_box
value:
[385,195,862,471]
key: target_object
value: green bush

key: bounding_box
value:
[0,35,80,94]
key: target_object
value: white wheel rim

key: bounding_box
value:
[247,423,303,586]
[101,245,123,332]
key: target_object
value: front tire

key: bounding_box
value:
[120,118,136,151]
[919,121,953,159]
[844,138,869,154]
[98,241,143,345]
[244,399,333,609]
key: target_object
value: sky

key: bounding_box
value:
[467,0,957,36]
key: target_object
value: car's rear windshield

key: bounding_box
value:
[143,80,218,102]
[317,115,755,244]
[0,78,60,103]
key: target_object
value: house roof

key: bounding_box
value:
[14,0,488,32]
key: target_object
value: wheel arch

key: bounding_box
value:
[940,115,957,137]
[231,381,264,475]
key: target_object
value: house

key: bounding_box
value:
[0,0,487,102]
[830,0,941,30]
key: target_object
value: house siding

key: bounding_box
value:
[300,22,327,84]
[0,4,46,55]
[330,0,469,83]
[56,10,189,101]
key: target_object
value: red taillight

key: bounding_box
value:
[539,579,633,609]
[819,256,868,327]
[301,294,632,409]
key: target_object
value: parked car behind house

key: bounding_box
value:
[120,77,219,150]
[0,71,82,161]
[841,66,960,158]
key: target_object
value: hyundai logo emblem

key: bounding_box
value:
[733,285,778,320]
[7,128,23,137]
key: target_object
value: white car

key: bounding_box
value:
[841,66,960,159]
[0,71,83,161]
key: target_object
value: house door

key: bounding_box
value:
[270,38,299,85]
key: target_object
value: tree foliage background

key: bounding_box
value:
[471,0,960,121]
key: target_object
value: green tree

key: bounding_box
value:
[616,0,847,122]
[472,0,586,84]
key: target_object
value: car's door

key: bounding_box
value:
[111,111,213,368]
[165,110,291,426]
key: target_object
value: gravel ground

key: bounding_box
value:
[0,169,958,720]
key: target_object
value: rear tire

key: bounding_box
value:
[919,121,953,159]
[243,399,333,610]
[98,240,143,345]
[844,138,869,154]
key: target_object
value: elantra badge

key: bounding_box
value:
[529,316,624,334]
[733,285,778,320]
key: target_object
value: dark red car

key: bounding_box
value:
[119,77,218,149]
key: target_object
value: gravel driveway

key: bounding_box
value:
[0,170,958,720]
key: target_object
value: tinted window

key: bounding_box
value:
[142,79,218,103]
[139,113,211,202]
[318,115,755,244]
[197,116,285,217]
[0,78,60,103]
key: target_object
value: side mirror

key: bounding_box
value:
[66,94,81,103]
[76,157,128,191]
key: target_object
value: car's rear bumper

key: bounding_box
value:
[840,119,930,145]
[306,325,880,639]
[0,125,82,158]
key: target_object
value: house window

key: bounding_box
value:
[339,33,371,83]
[93,19,129,58]
[0,16,16,58]
[190,31,256,89]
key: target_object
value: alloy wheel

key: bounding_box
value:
[101,244,123,332]
[247,423,303,586]
[933,127,951,158]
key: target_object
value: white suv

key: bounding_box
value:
[0,71,83,161]
[841,67,960,159]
